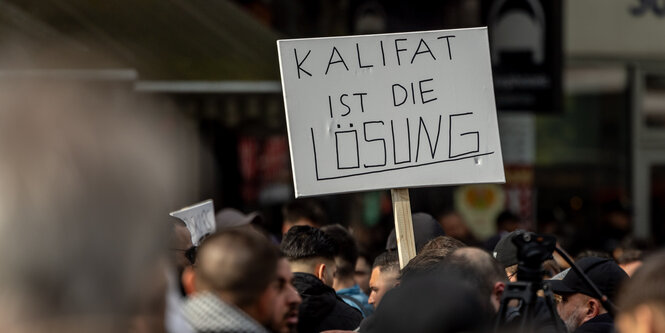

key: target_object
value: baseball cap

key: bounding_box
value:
[548,257,629,302]
[492,229,525,268]
[386,212,445,252]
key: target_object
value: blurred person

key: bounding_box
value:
[615,248,643,277]
[0,81,191,332]
[354,251,373,296]
[321,225,373,317]
[281,199,326,235]
[616,250,665,333]
[437,210,479,245]
[549,257,629,333]
[421,235,466,252]
[280,226,362,333]
[368,251,400,308]
[167,219,195,333]
[362,269,492,333]
[484,210,521,252]
[385,212,445,253]
[184,228,301,333]
[445,247,507,312]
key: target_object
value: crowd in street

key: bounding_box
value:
[168,200,665,333]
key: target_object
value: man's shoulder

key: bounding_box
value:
[184,292,269,333]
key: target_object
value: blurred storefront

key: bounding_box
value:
[1,0,663,250]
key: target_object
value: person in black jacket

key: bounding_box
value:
[549,257,629,333]
[281,226,363,333]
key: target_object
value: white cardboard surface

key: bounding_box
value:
[278,27,505,197]
[170,199,216,246]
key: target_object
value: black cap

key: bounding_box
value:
[548,257,629,302]
[386,212,445,252]
[492,230,525,268]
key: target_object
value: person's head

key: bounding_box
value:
[445,247,507,312]
[368,251,400,308]
[421,235,466,253]
[281,199,325,235]
[354,252,373,295]
[437,210,472,241]
[616,248,643,277]
[195,228,300,333]
[0,81,191,332]
[399,247,452,283]
[320,224,358,290]
[496,210,520,233]
[386,212,445,252]
[549,257,629,332]
[616,250,665,333]
[363,272,492,333]
[280,225,338,287]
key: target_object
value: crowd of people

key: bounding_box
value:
[1,82,663,333]
[166,199,665,333]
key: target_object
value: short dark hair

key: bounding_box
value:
[400,248,450,282]
[280,225,337,261]
[321,224,358,279]
[282,199,326,226]
[372,251,399,273]
[196,228,280,307]
[617,250,665,313]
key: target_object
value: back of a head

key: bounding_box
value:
[0,81,192,331]
[421,235,466,253]
[280,225,337,261]
[617,250,665,314]
[386,212,445,252]
[321,224,358,279]
[282,199,326,227]
[363,272,491,333]
[196,228,280,307]
[400,248,451,283]
[444,247,506,301]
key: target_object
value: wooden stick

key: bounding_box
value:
[391,188,416,269]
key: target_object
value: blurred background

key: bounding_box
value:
[1,0,662,258]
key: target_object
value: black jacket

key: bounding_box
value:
[574,313,614,333]
[292,272,363,333]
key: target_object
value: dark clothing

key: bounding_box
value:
[574,313,614,333]
[292,272,363,333]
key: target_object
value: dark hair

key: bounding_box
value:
[196,228,280,307]
[372,251,399,273]
[321,224,358,279]
[496,210,520,228]
[280,225,338,261]
[282,199,326,226]
[421,235,466,253]
[617,250,665,313]
[400,248,450,282]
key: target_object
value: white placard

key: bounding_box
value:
[170,199,216,246]
[278,27,505,197]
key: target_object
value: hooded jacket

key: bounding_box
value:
[292,272,363,333]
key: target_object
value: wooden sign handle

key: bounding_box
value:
[391,188,416,269]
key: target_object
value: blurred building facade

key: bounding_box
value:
[1,0,663,252]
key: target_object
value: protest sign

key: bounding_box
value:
[278,27,505,198]
[170,199,216,246]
